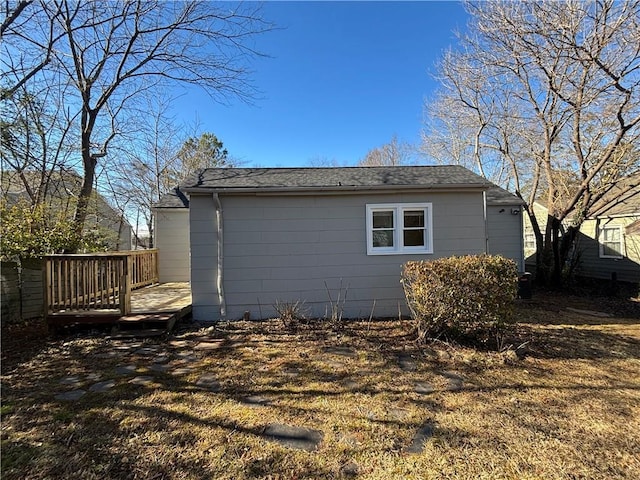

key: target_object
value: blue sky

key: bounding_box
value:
[176,1,469,167]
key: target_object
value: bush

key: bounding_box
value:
[402,255,518,341]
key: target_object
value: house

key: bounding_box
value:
[179,166,525,321]
[523,180,640,284]
[153,186,190,283]
[1,169,132,251]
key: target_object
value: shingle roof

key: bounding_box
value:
[180,166,494,192]
[486,184,525,206]
[153,187,189,209]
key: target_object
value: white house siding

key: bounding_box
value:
[190,191,491,321]
[573,216,640,283]
[486,205,524,271]
[154,209,191,282]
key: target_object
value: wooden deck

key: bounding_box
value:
[48,282,192,332]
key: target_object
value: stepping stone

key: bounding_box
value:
[240,395,271,406]
[153,355,170,364]
[440,371,464,391]
[339,461,360,478]
[85,373,101,381]
[55,389,86,401]
[113,343,142,351]
[195,373,221,391]
[406,421,435,454]
[94,351,119,359]
[174,352,196,361]
[149,364,170,373]
[415,382,435,395]
[134,347,157,356]
[397,353,417,372]
[263,423,324,451]
[129,376,154,386]
[323,346,357,357]
[170,367,193,376]
[168,340,189,348]
[89,380,116,393]
[115,364,137,375]
[194,340,225,351]
[59,376,82,386]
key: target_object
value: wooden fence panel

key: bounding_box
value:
[1,261,20,324]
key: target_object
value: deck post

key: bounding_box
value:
[120,255,132,316]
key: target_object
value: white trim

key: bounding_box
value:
[599,225,625,259]
[366,203,433,255]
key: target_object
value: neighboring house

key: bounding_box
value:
[179,166,524,321]
[1,169,132,251]
[523,180,640,284]
[153,186,190,283]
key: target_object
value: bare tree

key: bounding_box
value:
[3,0,272,251]
[359,135,412,166]
[423,0,640,285]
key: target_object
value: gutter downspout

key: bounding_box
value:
[212,193,226,320]
[483,191,489,254]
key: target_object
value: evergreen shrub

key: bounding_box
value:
[402,255,518,340]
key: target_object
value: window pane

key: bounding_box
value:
[603,243,621,256]
[404,210,424,228]
[404,229,424,247]
[603,228,620,242]
[373,230,394,247]
[373,211,394,229]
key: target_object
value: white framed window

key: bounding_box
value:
[599,225,624,259]
[366,203,433,255]
[524,232,535,249]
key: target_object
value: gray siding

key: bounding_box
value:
[573,217,640,283]
[191,191,489,321]
[155,209,190,283]
[487,205,524,271]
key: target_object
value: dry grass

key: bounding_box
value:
[2,292,639,479]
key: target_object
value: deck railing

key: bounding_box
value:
[43,249,158,318]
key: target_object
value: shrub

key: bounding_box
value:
[273,299,308,329]
[401,255,518,341]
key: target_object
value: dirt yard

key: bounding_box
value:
[2,291,639,479]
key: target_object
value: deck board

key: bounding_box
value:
[130,282,192,313]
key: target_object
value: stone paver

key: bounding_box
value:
[59,376,82,386]
[195,373,221,391]
[440,371,464,391]
[263,423,324,451]
[129,376,154,386]
[55,389,86,401]
[240,395,271,406]
[323,346,357,357]
[89,380,116,393]
[149,364,171,373]
[406,420,435,454]
[339,461,360,478]
[194,340,225,351]
[170,367,193,376]
[415,382,435,395]
[397,353,417,372]
[153,355,170,364]
[115,364,138,375]
[134,347,158,356]
[168,340,189,348]
[94,351,120,359]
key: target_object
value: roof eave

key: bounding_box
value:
[182,183,491,195]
